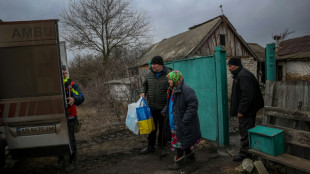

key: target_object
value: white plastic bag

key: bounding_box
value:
[125,97,143,135]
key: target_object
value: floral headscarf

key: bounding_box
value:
[166,70,183,101]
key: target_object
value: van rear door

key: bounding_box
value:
[0,20,70,159]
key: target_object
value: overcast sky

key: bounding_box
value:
[1,0,310,61]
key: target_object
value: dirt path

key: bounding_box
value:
[3,127,240,174]
[2,107,258,174]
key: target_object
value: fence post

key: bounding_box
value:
[265,43,276,81]
[215,46,229,146]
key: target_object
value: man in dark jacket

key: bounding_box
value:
[227,57,264,162]
[140,56,172,155]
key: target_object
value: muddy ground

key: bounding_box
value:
[2,107,264,174]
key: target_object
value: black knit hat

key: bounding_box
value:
[228,57,242,66]
[62,65,67,70]
[151,56,164,65]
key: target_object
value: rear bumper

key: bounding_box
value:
[10,144,71,159]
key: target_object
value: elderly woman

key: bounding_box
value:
[161,70,201,170]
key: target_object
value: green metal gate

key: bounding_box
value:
[166,46,229,145]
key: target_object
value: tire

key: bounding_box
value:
[0,139,5,170]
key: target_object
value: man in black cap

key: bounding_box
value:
[140,56,172,156]
[227,57,264,162]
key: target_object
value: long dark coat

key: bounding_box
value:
[230,66,264,117]
[161,80,201,149]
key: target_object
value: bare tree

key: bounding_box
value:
[272,28,295,41]
[59,0,151,64]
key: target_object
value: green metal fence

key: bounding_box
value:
[265,43,276,81]
[165,46,229,146]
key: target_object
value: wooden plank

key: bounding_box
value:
[263,81,274,124]
[253,160,269,174]
[264,81,276,107]
[265,81,310,110]
[249,149,310,173]
[264,106,310,121]
[287,143,310,161]
[262,123,310,149]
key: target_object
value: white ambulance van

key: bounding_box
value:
[0,19,71,168]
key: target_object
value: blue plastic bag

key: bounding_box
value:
[136,98,155,134]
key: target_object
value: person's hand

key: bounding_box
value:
[140,93,146,98]
[161,113,166,117]
[237,113,244,118]
[67,97,74,106]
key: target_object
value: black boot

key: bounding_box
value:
[55,156,65,168]
[185,150,196,163]
[159,147,167,158]
[66,152,76,172]
[140,145,155,154]
[168,156,185,170]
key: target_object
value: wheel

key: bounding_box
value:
[0,139,5,170]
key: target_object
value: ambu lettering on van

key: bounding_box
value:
[11,26,53,39]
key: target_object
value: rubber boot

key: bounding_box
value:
[140,145,155,154]
[66,152,76,172]
[168,156,185,170]
[185,150,196,163]
[159,147,167,158]
[55,156,65,169]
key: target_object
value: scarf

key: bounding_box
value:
[166,70,183,101]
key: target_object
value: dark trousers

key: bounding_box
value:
[148,109,166,147]
[59,117,77,163]
[68,118,77,153]
[238,115,256,156]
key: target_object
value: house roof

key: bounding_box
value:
[138,16,221,66]
[138,16,259,66]
[138,15,258,66]
[277,35,310,60]
[248,43,265,62]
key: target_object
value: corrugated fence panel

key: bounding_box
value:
[166,56,218,141]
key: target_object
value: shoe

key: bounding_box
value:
[233,155,245,162]
[65,163,76,172]
[168,156,185,170]
[185,150,196,163]
[55,158,65,169]
[159,148,167,157]
[140,145,155,154]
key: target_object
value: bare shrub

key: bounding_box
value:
[69,46,145,121]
